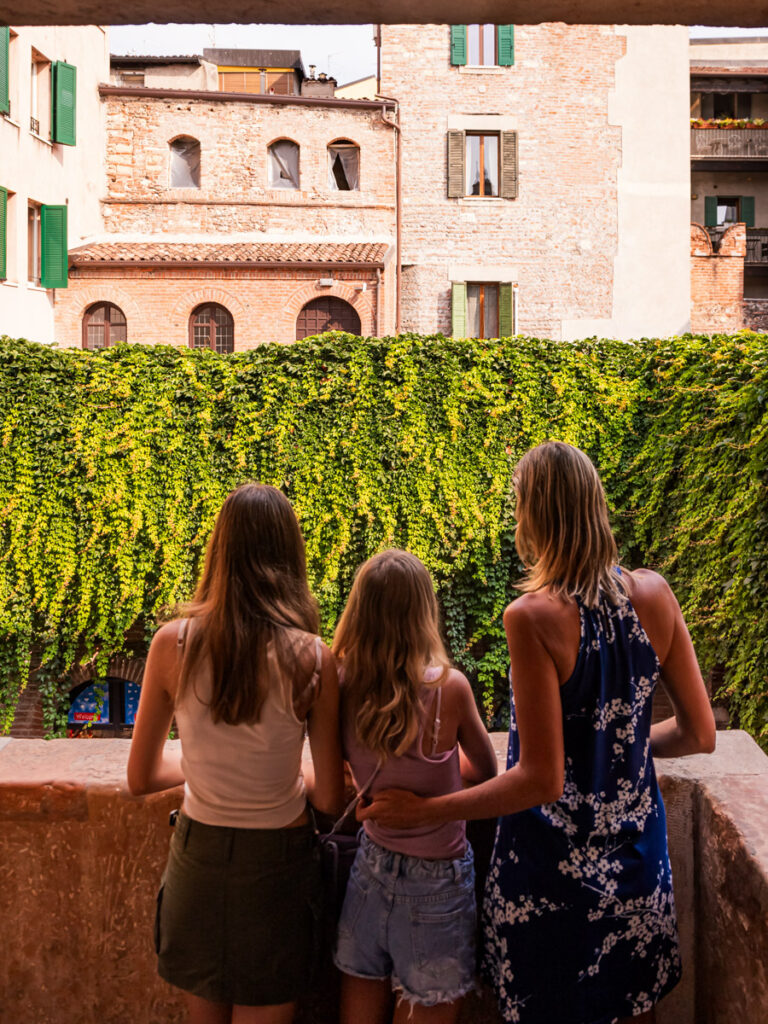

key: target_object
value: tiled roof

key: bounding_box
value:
[203,48,304,72]
[110,55,202,65]
[68,241,390,266]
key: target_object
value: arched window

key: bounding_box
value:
[169,136,201,188]
[268,139,300,189]
[82,302,127,350]
[189,303,234,353]
[328,139,359,191]
[296,297,361,339]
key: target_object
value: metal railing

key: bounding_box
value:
[692,128,768,158]
[746,228,768,263]
[29,116,40,135]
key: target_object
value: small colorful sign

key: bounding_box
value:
[68,683,110,725]
[123,682,141,725]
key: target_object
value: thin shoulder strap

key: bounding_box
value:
[313,635,323,679]
[322,758,383,840]
[177,618,188,651]
[431,684,443,756]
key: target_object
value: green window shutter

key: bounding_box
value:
[451,282,467,337]
[41,204,68,289]
[0,187,7,280]
[450,26,467,66]
[447,131,465,198]
[499,283,513,336]
[0,28,9,116]
[741,196,755,227]
[52,62,76,146]
[704,196,718,226]
[497,25,515,66]
[500,131,518,199]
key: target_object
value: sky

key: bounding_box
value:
[108,24,768,89]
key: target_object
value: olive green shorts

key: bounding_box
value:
[156,811,323,1006]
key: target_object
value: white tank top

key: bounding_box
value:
[174,621,322,829]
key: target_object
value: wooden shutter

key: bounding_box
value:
[0,187,7,280]
[499,283,513,336]
[450,26,467,66]
[40,204,68,289]
[741,196,755,227]
[447,131,465,198]
[451,283,467,337]
[52,62,76,146]
[0,28,9,116]
[500,131,518,199]
[704,196,718,227]
[497,25,515,66]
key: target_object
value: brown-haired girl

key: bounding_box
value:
[127,483,344,1024]
[362,443,716,1024]
[332,549,498,1024]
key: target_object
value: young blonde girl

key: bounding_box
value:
[332,549,497,1024]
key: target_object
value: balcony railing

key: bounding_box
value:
[692,128,768,158]
[746,228,768,263]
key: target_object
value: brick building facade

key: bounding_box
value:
[53,84,397,348]
[379,24,692,340]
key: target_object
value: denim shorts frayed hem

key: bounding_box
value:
[334,832,477,1007]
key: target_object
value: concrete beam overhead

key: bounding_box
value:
[4,2,768,27]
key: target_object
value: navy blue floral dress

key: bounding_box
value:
[482,592,682,1024]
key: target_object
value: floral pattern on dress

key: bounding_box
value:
[481,592,682,1024]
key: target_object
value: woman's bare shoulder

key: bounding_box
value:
[503,590,575,628]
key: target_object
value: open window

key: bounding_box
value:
[268,139,300,189]
[452,282,514,338]
[450,25,515,67]
[30,47,51,138]
[447,129,517,199]
[170,136,201,188]
[328,140,360,191]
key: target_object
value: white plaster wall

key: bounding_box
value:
[562,26,691,340]
[0,26,109,344]
[690,39,768,62]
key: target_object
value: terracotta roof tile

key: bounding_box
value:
[69,241,390,266]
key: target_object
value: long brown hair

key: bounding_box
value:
[514,441,626,608]
[178,483,319,724]
[333,549,450,759]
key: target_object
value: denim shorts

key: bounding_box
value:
[333,832,476,1006]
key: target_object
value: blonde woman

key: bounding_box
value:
[127,484,344,1024]
[332,549,498,1024]
[362,443,715,1024]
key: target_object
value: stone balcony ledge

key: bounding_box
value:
[1,732,767,1023]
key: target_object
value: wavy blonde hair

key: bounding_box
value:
[514,442,626,608]
[333,549,450,759]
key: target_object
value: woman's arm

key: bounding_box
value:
[453,672,499,785]
[126,621,185,796]
[630,570,716,758]
[305,643,345,818]
[360,596,565,829]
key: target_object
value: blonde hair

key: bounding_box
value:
[332,549,450,759]
[513,442,626,608]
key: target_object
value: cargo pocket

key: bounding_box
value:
[154,883,165,955]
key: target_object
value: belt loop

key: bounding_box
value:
[452,858,461,883]
[181,814,192,850]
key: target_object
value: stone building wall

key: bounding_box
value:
[380,24,691,341]
[690,222,745,333]
[101,92,396,238]
[55,264,386,348]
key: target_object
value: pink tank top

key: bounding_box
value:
[342,675,466,860]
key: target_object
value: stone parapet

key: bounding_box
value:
[0,732,766,1023]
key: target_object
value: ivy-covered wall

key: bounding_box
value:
[0,333,765,747]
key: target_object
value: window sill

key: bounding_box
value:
[1,114,21,129]
[27,282,50,292]
[457,196,505,203]
[458,65,509,74]
[30,131,53,147]
[1,279,19,288]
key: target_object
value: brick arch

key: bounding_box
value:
[691,222,713,257]
[73,286,142,327]
[172,287,246,325]
[266,135,300,149]
[168,132,200,145]
[285,282,374,339]
[70,654,146,688]
[328,136,360,147]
